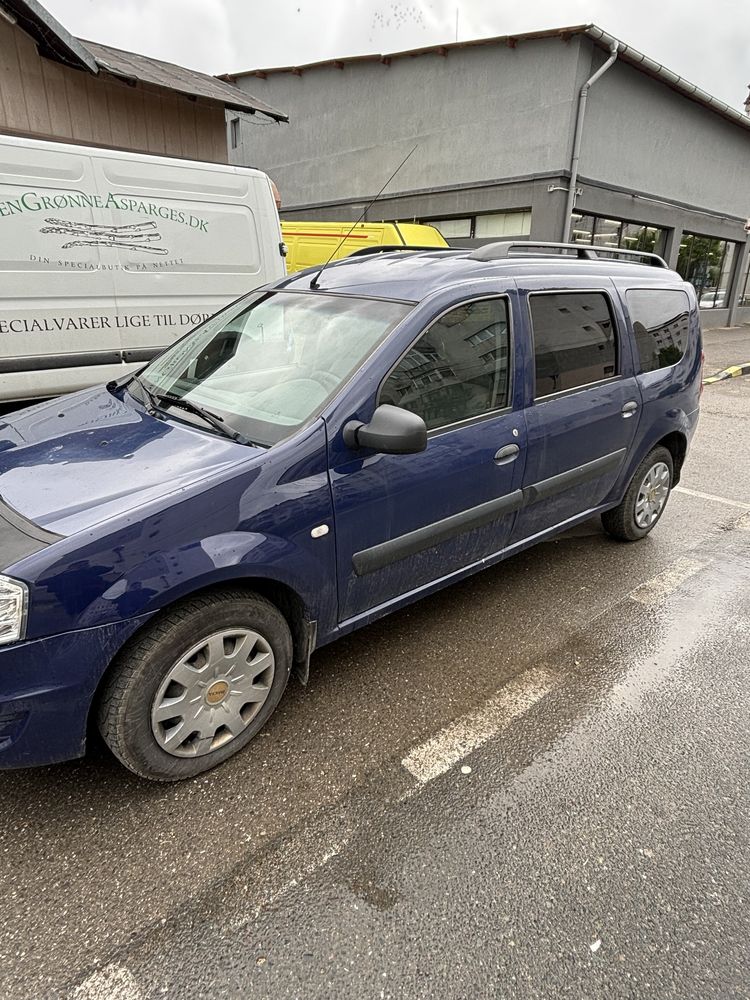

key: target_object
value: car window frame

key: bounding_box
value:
[527,287,621,403]
[623,285,691,376]
[376,292,515,438]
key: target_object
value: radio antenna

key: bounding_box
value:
[309,144,418,289]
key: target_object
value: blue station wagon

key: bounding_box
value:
[0,241,702,779]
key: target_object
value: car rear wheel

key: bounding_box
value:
[601,446,674,542]
[97,589,292,781]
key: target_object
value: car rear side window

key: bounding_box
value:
[379,297,510,431]
[530,292,616,398]
[626,288,690,373]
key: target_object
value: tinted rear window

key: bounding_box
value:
[530,292,616,398]
[626,289,690,373]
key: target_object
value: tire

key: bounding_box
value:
[97,588,292,781]
[601,446,674,542]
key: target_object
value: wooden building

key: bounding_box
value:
[0,0,287,162]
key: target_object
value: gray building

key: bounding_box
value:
[223,24,750,324]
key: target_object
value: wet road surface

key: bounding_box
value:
[0,334,748,999]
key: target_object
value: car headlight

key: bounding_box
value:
[0,575,28,645]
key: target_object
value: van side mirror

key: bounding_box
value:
[343,404,427,455]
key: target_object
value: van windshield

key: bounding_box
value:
[136,291,412,446]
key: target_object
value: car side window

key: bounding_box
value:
[530,291,617,398]
[379,298,510,431]
[626,288,690,373]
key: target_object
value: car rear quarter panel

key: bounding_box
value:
[606,279,702,498]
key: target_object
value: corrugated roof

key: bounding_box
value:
[84,40,288,121]
[223,23,750,135]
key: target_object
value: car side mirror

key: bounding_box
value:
[343,404,427,455]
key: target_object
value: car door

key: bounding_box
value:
[327,288,527,626]
[510,277,641,543]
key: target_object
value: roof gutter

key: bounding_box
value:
[585,25,750,132]
[562,39,619,239]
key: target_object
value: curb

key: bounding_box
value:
[703,363,750,385]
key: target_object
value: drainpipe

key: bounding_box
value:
[562,41,619,241]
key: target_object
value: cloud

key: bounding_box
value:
[42,0,748,109]
[44,0,234,71]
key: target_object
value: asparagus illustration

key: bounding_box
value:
[39,218,168,254]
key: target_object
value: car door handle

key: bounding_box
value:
[622,401,639,417]
[494,444,520,464]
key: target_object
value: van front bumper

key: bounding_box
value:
[0,617,150,768]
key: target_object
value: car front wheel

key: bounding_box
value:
[97,589,292,781]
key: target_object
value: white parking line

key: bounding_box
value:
[401,667,555,784]
[674,486,750,511]
[237,838,350,927]
[629,557,704,606]
[72,964,142,1000]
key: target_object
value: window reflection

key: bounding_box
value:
[530,292,616,397]
[380,299,510,430]
[626,289,690,372]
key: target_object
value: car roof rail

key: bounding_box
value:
[468,240,669,268]
[347,244,457,258]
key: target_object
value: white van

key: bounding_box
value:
[0,134,286,403]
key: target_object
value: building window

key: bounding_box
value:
[380,298,510,430]
[570,212,666,256]
[422,208,531,241]
[230,117,240,149]
[529,292,616,398]
[677,232,736,308]
[474,210,531,238]
[427,217,473,239]
[626,289,690,372]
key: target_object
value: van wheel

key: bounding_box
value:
[97,589,292,781]
[601,446,674,542]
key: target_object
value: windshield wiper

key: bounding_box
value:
[129,374,160,415]
[153,392,252,446]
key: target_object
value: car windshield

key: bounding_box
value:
[136,290,412,446]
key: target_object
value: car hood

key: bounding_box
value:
[0,387,257,537]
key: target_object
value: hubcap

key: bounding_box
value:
[151,628,275,758]
[634,461,670,529]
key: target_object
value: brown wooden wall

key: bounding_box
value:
[0,18,228,162]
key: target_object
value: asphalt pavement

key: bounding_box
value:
[0,328,748,1000]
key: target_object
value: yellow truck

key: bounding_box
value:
[281,220,447,274]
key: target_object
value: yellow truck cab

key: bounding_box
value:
[281,220,447,273]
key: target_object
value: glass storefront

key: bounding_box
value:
[570,213,745,309]
[677,233,735,308]
[569,212,666,256]
[740,252,750,307]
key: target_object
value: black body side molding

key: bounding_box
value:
[521,448,626,505]
[351,448,627,577]
[0,348,162,375]
[352,490,524,577]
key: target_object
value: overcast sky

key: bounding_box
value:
[44,0,749,110]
